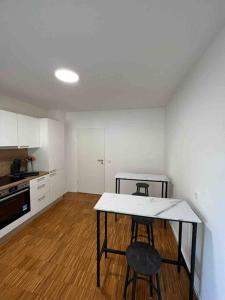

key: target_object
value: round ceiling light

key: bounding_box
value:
[54,68,79,84]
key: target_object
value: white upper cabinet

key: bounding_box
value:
[0,110,18,147]
[0,110,40,148]
[17,114,40,148]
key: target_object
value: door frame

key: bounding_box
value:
[76,127,106,194]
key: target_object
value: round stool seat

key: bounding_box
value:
[132,215,154,225]
[132,192,146,197]
[126,242,161,276]
[136,182,149,189]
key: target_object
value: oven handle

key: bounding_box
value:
[0,188,29,203]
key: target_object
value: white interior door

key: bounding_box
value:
[77,128,105,194]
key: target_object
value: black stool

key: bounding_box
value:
[131,216,155,247]
[131,182,155,246]
[124,242,162,300]
[132,182,149,196]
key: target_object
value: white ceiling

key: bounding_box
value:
[0,0,225,111]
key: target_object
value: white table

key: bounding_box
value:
[94,193,201,300]
[115,172,170,227]
[115,172,170,197]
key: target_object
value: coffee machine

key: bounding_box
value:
[10,159,22,176]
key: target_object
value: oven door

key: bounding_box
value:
[0,188,30,229]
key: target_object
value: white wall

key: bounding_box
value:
[166,28,225,300]
[66,108,165,195]
[48,110,66,122]
[0,95,48,117]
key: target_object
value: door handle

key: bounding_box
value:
[18,145,29,149]
[37,177,45,182]
[0,188,29,202]
[97,159,104,164]
[38,195,46,202]
[37,184,46,190]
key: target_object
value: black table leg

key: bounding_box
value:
[115,179,118,221]
[164,220,167,229]
[116,178,118,193]
[178,221,183,273]
[162,182,167,229]
[165,181,168,198]
[161,181,164,198]
[189,223,197,300]
[115,179,121,221]
[105,212,108,258]
[97,211,101,287]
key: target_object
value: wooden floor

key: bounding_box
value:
[0,193,195,300]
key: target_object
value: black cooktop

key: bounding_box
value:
[0,176,24,187]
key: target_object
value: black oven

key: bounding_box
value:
[0,182,30,229]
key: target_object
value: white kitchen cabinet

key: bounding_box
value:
[31,119,64,172]
[30,175,50,216]
[48,119,64,171]
[57,169,66,197]
[49,169,65,203]
[0,110,18,147]
[49,171,57,203]
[29,118,65,203]
[17,114,40,148]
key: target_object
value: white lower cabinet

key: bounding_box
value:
[0,173,64,239]
[30,171,64,217]
[49,169,65,203]
[30,175,50,216]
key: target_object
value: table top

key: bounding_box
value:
[94,193,201,223]
[115,172,169,182]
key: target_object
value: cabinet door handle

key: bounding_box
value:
[0,188,29,202]
[18,145,29,148]
[97,159,104,164]
[50,169,56,174]
[37,184,45,190]
[50,173,56,177]
[38,195,46,202]
[37,177,45,182]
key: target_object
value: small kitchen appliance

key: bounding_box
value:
[0,179,30,229]
[10,159,22,176]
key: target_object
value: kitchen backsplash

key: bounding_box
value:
[0,149,28,176]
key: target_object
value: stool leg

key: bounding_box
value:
[123,265,130,299]
[132,271,137,300]
[149,276,153,297]
[150,223,155,247]
[146,224,151,244]
[145,187,147,196]
[131,219,135,243]
[156,273,162,300]
[135,224,139,242]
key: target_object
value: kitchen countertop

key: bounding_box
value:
[0,171,49,191]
